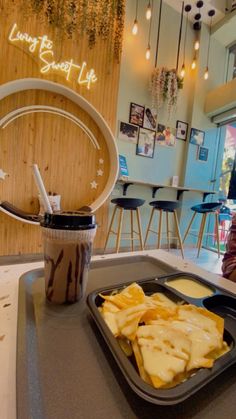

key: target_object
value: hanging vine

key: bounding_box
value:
[17,0,125,62]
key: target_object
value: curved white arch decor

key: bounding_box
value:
[0,78,119,212]
[0,105,100,150]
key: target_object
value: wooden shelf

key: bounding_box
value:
[117,178,217,201]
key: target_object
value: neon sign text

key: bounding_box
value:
[8,23,97,89]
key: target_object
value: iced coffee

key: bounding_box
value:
[41,212,96,304]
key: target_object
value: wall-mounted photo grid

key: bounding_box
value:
[117,102,188,158]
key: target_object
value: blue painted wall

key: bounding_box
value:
[105,0,228,253]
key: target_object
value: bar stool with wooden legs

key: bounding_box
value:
[144,200,184,258]
[104,198,145,253]
[183,202,222,258]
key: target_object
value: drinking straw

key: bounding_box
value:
[32,164,53,214]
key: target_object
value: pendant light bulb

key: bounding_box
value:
[180,63,185,79]
[146,44,151,60]
[204,67,209,80]
[146,2,152,20]
[194,40,200,50]
[132,19,138,35]
[191,58,196,70]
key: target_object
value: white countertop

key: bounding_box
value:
[1,249,235,419]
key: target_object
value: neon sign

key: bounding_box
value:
[8,23,97,89]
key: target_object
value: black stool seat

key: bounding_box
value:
[150,200,180,212]
[191,202,222,213]
[183,201,222,258]
[111,198,145,210]
[104,198,145,253]
[144,200,184,258]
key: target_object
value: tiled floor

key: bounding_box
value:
[170,247,224,276]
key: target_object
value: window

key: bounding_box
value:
[226,43,236,82]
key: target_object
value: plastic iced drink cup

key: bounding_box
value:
[41,212,96,304]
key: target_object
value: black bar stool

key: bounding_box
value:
[144,200,184,258]
[104,198,145,253]
[183,202,222,258]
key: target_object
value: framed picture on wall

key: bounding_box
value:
[189,128,205,146]
[197,146,209,162]
[129,102,145,126]
[176,120,188,141]
[136,128,155,158]
[156,124,176,147]
[118,121,139,143]
[143,107,157,130]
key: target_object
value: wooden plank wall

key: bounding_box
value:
[0,2,121,256]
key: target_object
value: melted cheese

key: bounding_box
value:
[170,320,221,370]
[137,324,191,384]
[166,278,213,298]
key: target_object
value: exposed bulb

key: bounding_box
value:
[204,67,209,80]
[145,45,151,60]
[132,19,138,35]
[146,2,152,20]
[191,58,196,70]
[194,40,200,50]
[180,63,185,79]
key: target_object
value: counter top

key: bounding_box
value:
[1,250,236,419]
[117,178,217,200]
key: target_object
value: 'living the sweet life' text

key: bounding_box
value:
[8,23,97,89]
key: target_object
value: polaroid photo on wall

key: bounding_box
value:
[136,128,155,158]
[129,102,145,127]
[143,107,157,131]
[156,124,176,147]
[118,121,139,143]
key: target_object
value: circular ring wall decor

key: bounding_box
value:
[0,78,119,212]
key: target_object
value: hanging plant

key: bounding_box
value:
[150,67,183,112]
[114,0,125,62]
[66,1,78,39]
[149,0,184,114]
[17,0,125,63]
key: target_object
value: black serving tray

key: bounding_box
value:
[87,272,236,405]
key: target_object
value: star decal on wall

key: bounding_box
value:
[90,180,98,189]
[0,169,8,180]
[97,169,103,176]
[99,158,104,164]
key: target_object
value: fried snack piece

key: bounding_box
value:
[132,339,152,385]
[149,292,177,308]
[136,324,191,387]
[99,283,145,309]
[115,303,152,341]
[150,305,226,371]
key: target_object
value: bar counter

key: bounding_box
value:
[117,177,217,201]
[1,250,236,419]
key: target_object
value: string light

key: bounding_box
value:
[180,63,185,78]
[194,39,200,50]
[191,56,197,69]
[204,66,209,79]
[204,9,215,80]
[132,0,139,35]
[145,0,153,60]
[146,44,151,60]
[193,1,203,53]
[146,1,152,20]
[180,4,192,79]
